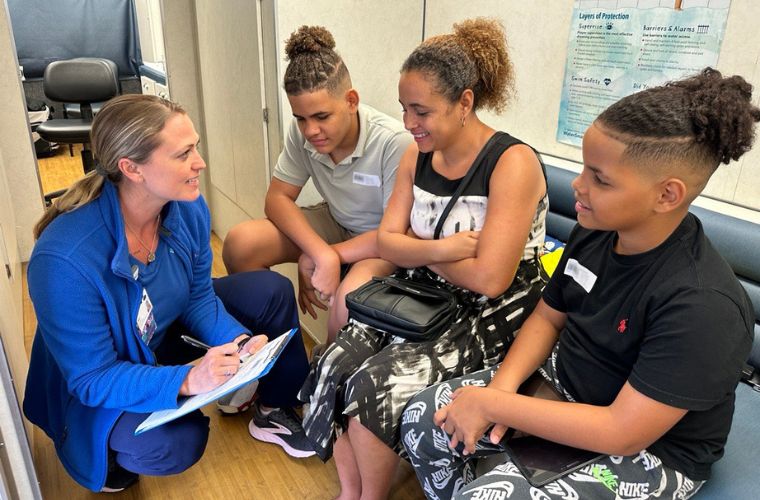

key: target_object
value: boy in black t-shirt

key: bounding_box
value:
[400,68,759,499]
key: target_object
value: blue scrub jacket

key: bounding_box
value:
[24,181,245,491]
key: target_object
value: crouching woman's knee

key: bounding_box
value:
[114,411,210,476]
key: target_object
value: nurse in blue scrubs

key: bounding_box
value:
[23,94,309,492]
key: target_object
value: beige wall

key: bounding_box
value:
[0,0,33,414]
[0,146,26,415]
[273,0,760,210]
[159,0,207,188]
[0,1,38,495]
[0,148,37,499]
[0,2,43,260]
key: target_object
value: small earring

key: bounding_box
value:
[461,115,466,127]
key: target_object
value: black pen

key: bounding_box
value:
[181,334,252,363]
[180,335,211,351]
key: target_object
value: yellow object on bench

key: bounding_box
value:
[540,247,564,277]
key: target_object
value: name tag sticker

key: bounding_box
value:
[353,172,381,187]
[564,258,597,293]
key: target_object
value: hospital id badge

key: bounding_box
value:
[136,288,156,345]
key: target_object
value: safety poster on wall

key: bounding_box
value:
[557,0,730,147]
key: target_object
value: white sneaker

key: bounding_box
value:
[216,380,258,414]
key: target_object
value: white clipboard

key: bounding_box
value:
[135,328,297,435]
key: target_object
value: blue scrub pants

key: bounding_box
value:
[108,270,308,476]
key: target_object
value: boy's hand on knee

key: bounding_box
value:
[434,386,493,456]
[310,249,341,303]
[297,254,328,318]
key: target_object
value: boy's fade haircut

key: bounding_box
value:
[283,25,351,97]
[597,67,760,187]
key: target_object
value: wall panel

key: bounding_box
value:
[0,1,43,260]
[195,0,269,218]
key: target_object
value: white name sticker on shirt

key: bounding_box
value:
[564,258,597,293]
[136,288,156,345]
[353,172,381,187]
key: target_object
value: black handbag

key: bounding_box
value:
[345,275,458,341]
[344,133,505,341]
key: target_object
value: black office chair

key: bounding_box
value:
[36,58,120,204]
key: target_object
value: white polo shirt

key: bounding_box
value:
[273,103,411,234]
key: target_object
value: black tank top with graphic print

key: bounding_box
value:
[409,132,548,260]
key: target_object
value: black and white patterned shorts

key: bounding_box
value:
[298,262,546,461]
[400,349,705,500]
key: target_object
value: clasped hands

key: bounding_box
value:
[434,386,510,456]
[297,249,341,318]
[181,333,268,396]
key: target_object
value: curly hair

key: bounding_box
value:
[401,17,514,113]
[597,68,760,182]
[283,25,351,96]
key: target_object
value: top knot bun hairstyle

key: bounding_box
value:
[285,25,335,58]
[283,25,351,96]
[597,67,760,180]
[401,17,515,113]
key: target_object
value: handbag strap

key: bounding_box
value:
[433,132,504,239]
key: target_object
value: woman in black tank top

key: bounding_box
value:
[298,18,548,499]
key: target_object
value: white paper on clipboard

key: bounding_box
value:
[135,328,297,435]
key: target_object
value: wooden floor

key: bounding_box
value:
[26,148,425,499]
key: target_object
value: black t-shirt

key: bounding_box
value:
[543,213,753,480]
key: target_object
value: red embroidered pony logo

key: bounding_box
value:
[617,319,628,333]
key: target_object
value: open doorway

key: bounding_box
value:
[8,0,164,201]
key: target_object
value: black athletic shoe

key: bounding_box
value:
[100,454,139,493]
[248,404,316,458]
